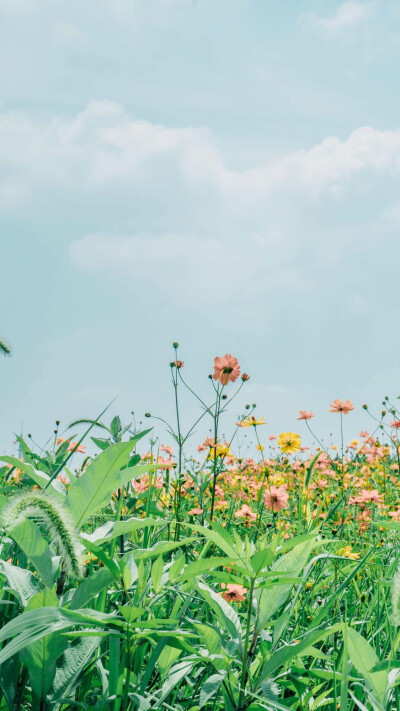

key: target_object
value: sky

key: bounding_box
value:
[1,0,400,456]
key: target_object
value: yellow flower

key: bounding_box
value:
[331,445,338,451]
[256,444,265,451]
[207,443,232,459]
[277,432,301,454]
[337,546,360,560]
[239,416,267,428]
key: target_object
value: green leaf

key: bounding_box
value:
[0,560,44,606]
[67,440,153,528]
[70,567,116,610]
[259,624,342,681]
[19,589,67,699]
[8,519,56,588]
[48,636,101,708]
[0,607,120,665]
[151,556,164,592]
[0,456,66,499]
[80,517,165,545]
[199,672,226,708]
[197,581,242,643]
[256,537,316,630]
[186,523,241,563]
[346,626,388,704]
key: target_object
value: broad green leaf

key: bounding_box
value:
[259,624,342,681]
[67,440,154,528]
[151,556,164,592]
[0,560,44,606]
[0,607,121,665]
[70,567,116,609]
[197,581,242,644]
[8,519,56,588]
[186,523,241,564]
[48,636,101,708]
[81,516,165,545]
[199,672,226,709]
[0,456,66,499]
[19,589,67,699]
[256,537,316,630]
[133,538,193,560]
[346,626,388,704]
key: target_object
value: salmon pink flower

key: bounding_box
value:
[297,410,315,420]
[212,354,240,386]
[264,485,289,512]
[329,399,355,414]
[235,504,257,522]
[218,583,247,603]
[187,507,203,516]
[160,444,174,455]
[390,420,400,429]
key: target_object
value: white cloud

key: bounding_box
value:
[0,102,400,212]
[307,2,374,30]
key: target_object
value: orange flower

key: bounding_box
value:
[212,354,240,386]
[329,399,355,415]
[218,583,247,603]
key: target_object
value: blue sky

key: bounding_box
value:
[1,0,400,455]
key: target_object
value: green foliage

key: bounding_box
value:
[1,409,400,711]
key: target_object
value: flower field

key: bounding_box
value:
[1,348,400,710]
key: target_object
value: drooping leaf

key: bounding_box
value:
[0,456,66,499]
[7,519,56,588]
[0,560,44,606]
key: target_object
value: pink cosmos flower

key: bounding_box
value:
[132,475,163,493]
[68,441,87,454]
[212,354,240,386]
[297,410,315,420]
[218,583,247,603]
[269,434,277,441]
[187,507,203,516]
[359,431,369,438]
[264,485,289,512]
[350,489,383,505]
[329,399,355,415]
[235,504,257,522]
[391,420,400,429]
[160,444,174,455]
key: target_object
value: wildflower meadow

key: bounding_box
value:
[1,345,400,711]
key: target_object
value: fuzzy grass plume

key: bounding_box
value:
[1,491,84,579]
